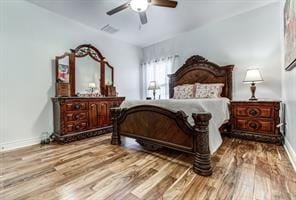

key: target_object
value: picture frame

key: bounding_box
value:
[285,58,296,71]
[284,0,296,71]
[58,64,70,83]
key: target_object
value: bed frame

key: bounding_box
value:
[110,55,234,176]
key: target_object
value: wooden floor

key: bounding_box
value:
[1,134,295,200]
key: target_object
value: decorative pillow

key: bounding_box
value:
[194,83,224,98]
[173,84,195,99]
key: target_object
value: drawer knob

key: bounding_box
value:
[249,121,258,129]
[74,104,81,110]
[74,114,80,120]
[249,109,258,116]
[75,125,80,130]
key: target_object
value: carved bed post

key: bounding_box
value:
[110,107,122,145]
[192,113,212,176]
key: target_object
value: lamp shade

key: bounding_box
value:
[148,81,160,90]
[88,82,96,88]
[243,69,263,83]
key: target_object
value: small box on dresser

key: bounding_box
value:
[230,100,283,144]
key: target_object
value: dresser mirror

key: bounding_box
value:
[56,53,70,83]
[55,52,72,97]
[75,53,101,95]
[55,44,116,97]
[71,44,105,96]
[105,62,114,86]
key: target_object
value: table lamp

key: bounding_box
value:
[88,82,96,93]
[243,69,263,101]
[148,81,160,100]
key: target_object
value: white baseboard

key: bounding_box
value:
[284,139,296,172]
[0,137,40,152]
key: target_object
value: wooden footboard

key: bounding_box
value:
[110,105,212,176]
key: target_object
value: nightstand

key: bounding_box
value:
[230,100,283,144]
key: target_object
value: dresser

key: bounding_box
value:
[230,100,283,144]
[52,97,125,143]
[52,44,125,143]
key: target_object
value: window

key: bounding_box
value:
[142,56,177,99]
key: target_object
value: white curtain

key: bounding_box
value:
[141,56,178,99]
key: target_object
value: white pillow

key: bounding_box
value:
[173,84,195,99]
[194,83,224,98]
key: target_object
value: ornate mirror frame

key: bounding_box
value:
[70,44,105,96]
[55,44,115,97]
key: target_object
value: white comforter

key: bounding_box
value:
[121,98,230,153]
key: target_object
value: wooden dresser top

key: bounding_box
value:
[52,96,125,100]
[231,99,281,103]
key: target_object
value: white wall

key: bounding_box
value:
[142,2,282,100]
[281,1,296,169]
[283,69,296,168]
[0,0,142,150]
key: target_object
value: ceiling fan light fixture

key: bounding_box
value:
[130,0,149,12]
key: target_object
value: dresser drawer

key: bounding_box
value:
[64,111,88,122]
[63,102,88,111]
[233,105,274,118]
[63,121,88,134]
[233,118,275,134]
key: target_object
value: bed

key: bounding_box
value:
[110,55,234,176]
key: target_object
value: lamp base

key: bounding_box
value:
[249,82,258,101]
[249,97,258,101]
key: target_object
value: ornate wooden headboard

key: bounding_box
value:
[168,55,234,99]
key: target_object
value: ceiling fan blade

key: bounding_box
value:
[150,0,177,8]
[139,12,148,25]
[106,3,129,15]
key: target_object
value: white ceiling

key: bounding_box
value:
[27,0,278,47]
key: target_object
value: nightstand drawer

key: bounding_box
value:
[233,106,274,118]
[233,118,274,134]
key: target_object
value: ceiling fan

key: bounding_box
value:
[106,0,178,25]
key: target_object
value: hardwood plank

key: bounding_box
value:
[104,154,169,200]
[142,175,176,200]
[1,134,295,200]
[131,154,183,199]
[253,142,272,200]
[232,141,256,200]
[190,138,238,200]
[105,168,158,200]
[162,168,196,200]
